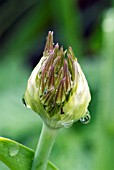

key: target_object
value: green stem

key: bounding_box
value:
[31,123,58,170]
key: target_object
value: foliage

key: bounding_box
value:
[0,137,59,170]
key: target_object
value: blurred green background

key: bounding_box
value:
[0,0,114,169]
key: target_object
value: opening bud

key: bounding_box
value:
[23,31,91,128]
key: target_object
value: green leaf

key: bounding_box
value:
[0,137,59,170]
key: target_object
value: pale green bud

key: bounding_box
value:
[23,31,91,128]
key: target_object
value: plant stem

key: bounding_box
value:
[31,123,58,170]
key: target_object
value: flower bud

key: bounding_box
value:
[23,31,91,128]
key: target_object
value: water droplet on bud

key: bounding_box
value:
[26,104,31,109]
[62,120,73,128]
[80,111,91,124]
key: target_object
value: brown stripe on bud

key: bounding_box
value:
[48,65,55,89]
[67,54,79,90]
[68,46,75,60]
[54,43,59,58]
[67,54,76,81]
[53,56,61,66]
[41,87,55,106]
[53,56,61,73]
[55,67,63,87]
[44,52,54,72]
[44,31,53,52]
[63,60,71,93]
[40,67,46,94]
[54,46,64,71]
[60,46,64,58]
[55,78,66,104]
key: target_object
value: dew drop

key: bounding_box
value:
[62,120,73,128]
[80,111,91,124]
[9,145,19,157]
[26,104,31,109]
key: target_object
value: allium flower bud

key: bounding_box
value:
[23,31,91,128]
